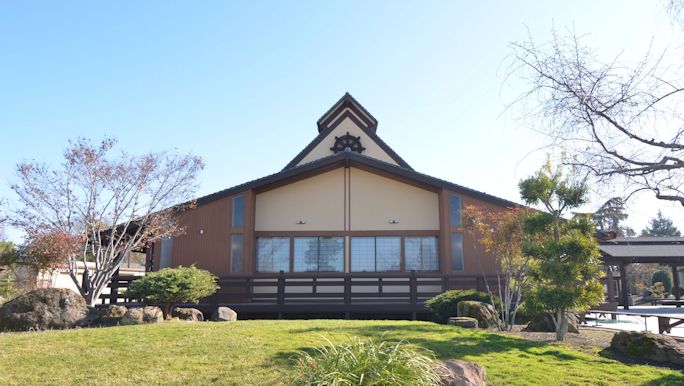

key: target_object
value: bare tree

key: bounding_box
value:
[8,138,204,306]
[506,15,684,205]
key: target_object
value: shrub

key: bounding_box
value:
[127,265,218,318]
[651,270,673,294]
[514,300,542,324]
[425,289,501,324]
[292,336,441,386]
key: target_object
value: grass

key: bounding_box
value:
[0,319,681,385]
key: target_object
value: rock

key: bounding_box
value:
[120,306,164,325]
[456,301,498,328]
[171,307,204,322]
[447,317,479,329]
[0,288,87,331]
[98,305,128,326]
[524,312,579,333]
[210,306,237,322]
[435,360,487,386]
[81,307,101,327]
[0,296,5,306]
[610,331,684,366]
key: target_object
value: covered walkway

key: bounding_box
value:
[599,237,684,310]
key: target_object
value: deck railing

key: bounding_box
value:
[100,271,500,306]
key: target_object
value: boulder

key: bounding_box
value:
[120,306,164,325]
[81,307,102,327]
[98,305,128,326]
[456,301,498,328]
[210,306,237,322]
[0,288,87,331]
[610,331,684,366]
[435,360,487,386]
[447,317,479,329]
[524,312,579,333]
[171,307,204,322]
[0,296,5,306]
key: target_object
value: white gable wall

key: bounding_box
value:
[297,116,399,166]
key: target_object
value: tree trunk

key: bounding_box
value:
[555,308,567,341]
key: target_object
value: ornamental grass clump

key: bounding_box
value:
[292,336,442,386]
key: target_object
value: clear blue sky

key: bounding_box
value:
[0,1,680,241]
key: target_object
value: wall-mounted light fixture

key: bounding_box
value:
[296,220,306,225]
[388,219,399,224]
[199,229,205,235]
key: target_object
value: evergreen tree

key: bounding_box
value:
[640,211,681,237]
[592,197,635,237]
[519,162,605,341]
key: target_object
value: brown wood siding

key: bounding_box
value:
[441,190,508,275]
[170,196,232,275]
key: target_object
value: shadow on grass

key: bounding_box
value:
[598,347,684,373]
[279,323,585,365]
[641,374,684,386]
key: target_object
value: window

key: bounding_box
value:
[451,233,464,271]
[230,234,243,273]
[293,237,344,272]
[232,195,244,228]
[450,194,462,227]
[351,237,400,272]
[256,237,290,272]
[159,237,173,269]
[405,236,438,271]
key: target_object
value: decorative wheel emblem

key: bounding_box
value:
[330,132,365,154]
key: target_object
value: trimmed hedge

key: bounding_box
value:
[425,289,501,324]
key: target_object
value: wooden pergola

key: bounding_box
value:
[599,237,684,310]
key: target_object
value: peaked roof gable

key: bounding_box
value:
[284,93,412,170]
[195,150,519,209]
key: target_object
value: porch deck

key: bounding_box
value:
[101,271,499,319]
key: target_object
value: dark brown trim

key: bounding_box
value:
[316,92,378,133]
[255,230,438,237]
[283,110,412,170]
[192,150,519,211]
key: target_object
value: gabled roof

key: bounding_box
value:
[599,237,684,264]
[195,150,519,208]
[284,93,412,170]
[317,92,378,133]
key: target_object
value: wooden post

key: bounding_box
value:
[619,263,629,310]
[344,276,351,305]
[672,265,681,305]
[111,269,120,305]
[277,271,285,305]
[606,266,614,303]
[409,270,417,305]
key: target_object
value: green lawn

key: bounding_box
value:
[0,320,682,385]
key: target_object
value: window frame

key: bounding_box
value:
[232,194,245,228]
[404,236,439,271]
[230,234,244,273]
[293,236,344,272]
[350,236,402,272]
[450,193,462,228]
[451,233,464,271]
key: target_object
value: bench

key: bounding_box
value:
[654,299,684,308]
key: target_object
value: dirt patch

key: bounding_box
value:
[493,325,617,354]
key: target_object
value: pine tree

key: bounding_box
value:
[641,211,681,237]
[592,197,635,237]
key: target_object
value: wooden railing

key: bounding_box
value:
[100,271,500,306]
